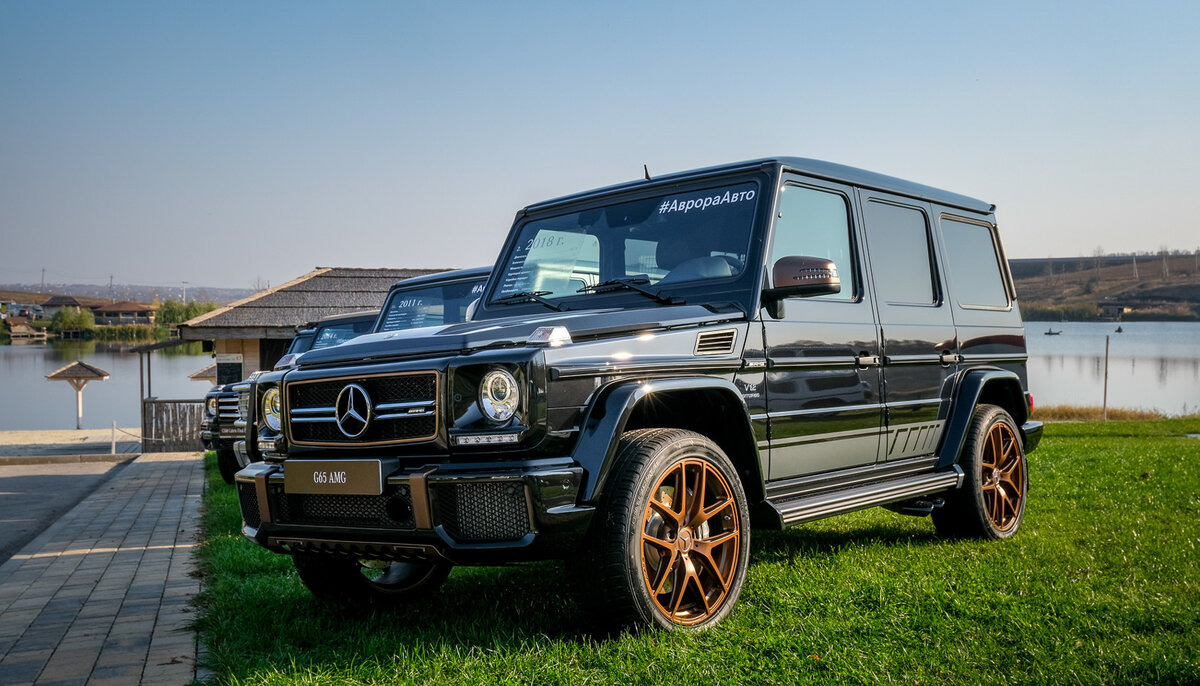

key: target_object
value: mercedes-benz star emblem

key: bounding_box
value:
[335,383,372,438]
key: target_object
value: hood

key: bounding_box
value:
[294,305,746,367]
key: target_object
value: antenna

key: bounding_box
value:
[644,164,651,181]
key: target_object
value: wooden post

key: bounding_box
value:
[1102,335,1110,421]
[68,378,88,430]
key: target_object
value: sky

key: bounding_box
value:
[2,1,1198,292]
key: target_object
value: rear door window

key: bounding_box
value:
[940,217,1010,308]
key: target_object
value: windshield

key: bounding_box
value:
[493,181,759,303]
[376,278,487,332]
[286,331,315,355]
[311,319,375,350]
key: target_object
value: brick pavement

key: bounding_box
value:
[0,453,205,685]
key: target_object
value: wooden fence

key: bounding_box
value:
[141,398,205,452]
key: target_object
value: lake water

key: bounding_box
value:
[2,321,1198,430]
[0,341,212,430]
[1025,321,1200,415]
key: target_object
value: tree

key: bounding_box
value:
[158,299,185,325]
[49,308,94,332]
[157,298,217,325]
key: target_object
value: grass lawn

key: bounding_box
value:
[195,418,1200,684]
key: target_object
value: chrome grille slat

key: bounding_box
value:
[376,400,434,411]
[292,406,335,415]
[376,410,434,420]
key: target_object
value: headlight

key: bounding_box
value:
[205,397,218,416]
[262,387,282,432]
[479,369,519,422]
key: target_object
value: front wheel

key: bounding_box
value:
[572,428,750,631]
[216,448,239,484]
[933,404,1028,539]
[293,555,452,606]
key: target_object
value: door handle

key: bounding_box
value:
[940,350,962,366]
[855,354,882,368]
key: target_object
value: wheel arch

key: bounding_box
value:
[571,377,763,505]
[936,368,1028,469]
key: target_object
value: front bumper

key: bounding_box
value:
[234,457,592,565]
[200,420,240,451]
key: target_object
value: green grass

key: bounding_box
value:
[195,418,1200,684]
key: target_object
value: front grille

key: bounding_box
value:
[277,485,415,529]
[237,482,261,529]
[286,372,438,446]
[433,482,530,542]
[217,394,239,419]
[237,391,250,421]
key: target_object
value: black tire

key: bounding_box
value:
[933,404,1028,540]
[216,448,239,485]
[571,428,751,632]
[292,555,452,607]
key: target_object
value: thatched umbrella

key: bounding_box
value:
[46,361,110,430]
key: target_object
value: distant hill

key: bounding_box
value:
[1011,253,1200,320]
[0,283,256,306]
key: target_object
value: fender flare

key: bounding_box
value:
[570,377,760,503]
[935,368,1028,469]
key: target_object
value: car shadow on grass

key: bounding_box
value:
[750,516,943,566]
[221,522,946,661]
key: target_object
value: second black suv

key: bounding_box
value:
[235,159,1041,631]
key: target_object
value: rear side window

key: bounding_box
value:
[862,200,937,305]
[941,218,1009,308]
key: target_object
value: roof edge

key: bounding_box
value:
[181,267,333,329]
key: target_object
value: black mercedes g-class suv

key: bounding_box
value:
[235,158,1041,631]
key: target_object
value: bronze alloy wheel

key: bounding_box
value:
[933,404,1028,540]
[980,419,1025,532]
[640,457,741,625]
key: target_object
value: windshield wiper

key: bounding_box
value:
[577,278,684,305]
[492,290,568,312]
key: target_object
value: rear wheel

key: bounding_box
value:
[933,404,1028,539]
[572,428,750,631]
[293,555,452,606]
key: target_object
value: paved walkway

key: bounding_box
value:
[0,453,205,685]
[0,428,142,459]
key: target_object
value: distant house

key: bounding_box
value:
[91,301,157,325]
[42,295,84,318]
[1098,302,1132,321]
[178,267,446,383]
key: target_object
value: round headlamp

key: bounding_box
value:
[262,387,282,432]
[479,369,519,423]
[205,397,218,417]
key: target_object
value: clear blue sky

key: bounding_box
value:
[2,1,1197,291]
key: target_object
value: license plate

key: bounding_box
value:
[284,459,383,495]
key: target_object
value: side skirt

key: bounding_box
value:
[763,456,963,527]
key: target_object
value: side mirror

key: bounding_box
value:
[464,298,480,322]
[764,256,841,300]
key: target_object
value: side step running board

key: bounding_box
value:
[769,467,963,527]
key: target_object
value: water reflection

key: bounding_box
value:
[1014,321,1200,415]
[0,341,211,430]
